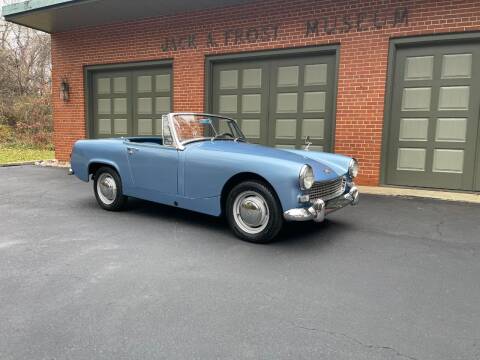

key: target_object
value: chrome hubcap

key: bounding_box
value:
[97,173,117,205]
[233,191,269,234]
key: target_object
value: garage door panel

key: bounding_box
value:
[92,66,171,138]
[213,53,336,152]
[386,43,480,191]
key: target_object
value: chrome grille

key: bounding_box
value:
[308,177,346,201]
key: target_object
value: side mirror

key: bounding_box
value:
[304,136,312,151]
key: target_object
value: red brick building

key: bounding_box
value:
[3,0,480,191]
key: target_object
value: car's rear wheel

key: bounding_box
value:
[93,166,127,211]
[226,181,283,243]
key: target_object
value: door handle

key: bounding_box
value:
[127,147,139,155]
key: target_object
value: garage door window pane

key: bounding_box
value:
[438,86,470,111]
[242,94,261,113]
[114,119,128,135]
[219,95,237,113]
[275,145,296,149]
[277,66,299,87]
[241,119,260,138]
[98,99,111,114]
[275,119,297,139]
[156,74,171,92]
[397,148,426,171]
[304,64,327,85]
[113,77,127,93]
[441,54,472,79]
[399,118,429,141]
[433,149,464,173]
[302,118,324,139]
[98,119,111,134]
[97,78,110,94]
[243,69,262,88]
[113,98,127,115]
[309,145,323,152]
[156,97,171,114]
[138,98,152,114]
[220,70,238,89]
[138,119,152,135]
[404,56,433,80]
[401,88,431,111]
[304,92,325,112]
[435,118,467,142]
[137,76,152,93]
[276,93,297,113]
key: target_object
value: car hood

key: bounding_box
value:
[188,140,347,181]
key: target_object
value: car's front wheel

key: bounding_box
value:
[93,166,127,211]
[226,181,283,243]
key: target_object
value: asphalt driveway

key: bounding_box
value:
[1,165,479,360]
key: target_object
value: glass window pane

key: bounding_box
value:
[303,92,325,112]
[219,70,238,89]
[276,93,297,113]
[302,118,324,139]
[219,95,237,113]
[138,98,152,114]
[138,119,152,135]
[155,119,163,136]
[304,64,327,85]
[397,148,426,171]
[241,119,260,138]
[137,76,152,93]
[98,99,111,114]
[275,119,297,139]
[404,56,433,80]
[242,94,261,113]
[275,144,296,149]
[438,86,470,111]
[309,145,323,152]
[156,74,171,92]
[433,149,464,173]
[113,77,127,93]
[97,78,110,94]
[98,119,111,134]
[435,118,467,142]
[277,66,299,87]
[156,97,171,114]
[441,54,472,79]
[243,69,262,88]
[401,88,431,111]
[113,98,127,115]
[399,118,429,141]
[114,119,128,135]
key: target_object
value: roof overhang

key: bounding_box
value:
[2,0,253,33]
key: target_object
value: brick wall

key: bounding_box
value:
[51,0,480,185]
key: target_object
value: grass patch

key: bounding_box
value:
[0,146,54,164]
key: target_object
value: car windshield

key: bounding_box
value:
[172,114,245,144]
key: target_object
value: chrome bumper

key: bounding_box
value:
[283,186,359,222]
[68,168,74,175]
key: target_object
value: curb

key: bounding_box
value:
[0,161,39,167]
[359,186,480,204]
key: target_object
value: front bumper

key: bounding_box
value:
[283,186,359,222]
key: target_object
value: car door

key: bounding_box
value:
[124,141,178,195]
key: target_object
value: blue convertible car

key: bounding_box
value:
[70,113,359,243]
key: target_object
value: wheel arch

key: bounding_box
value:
[220,172,283,216]
[88,160,121,180]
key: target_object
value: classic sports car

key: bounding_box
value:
[70,113,359,243]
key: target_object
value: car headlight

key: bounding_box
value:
[299,165,315,190]
[348,158,359,178]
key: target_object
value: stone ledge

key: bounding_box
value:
[359,186,480,204]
